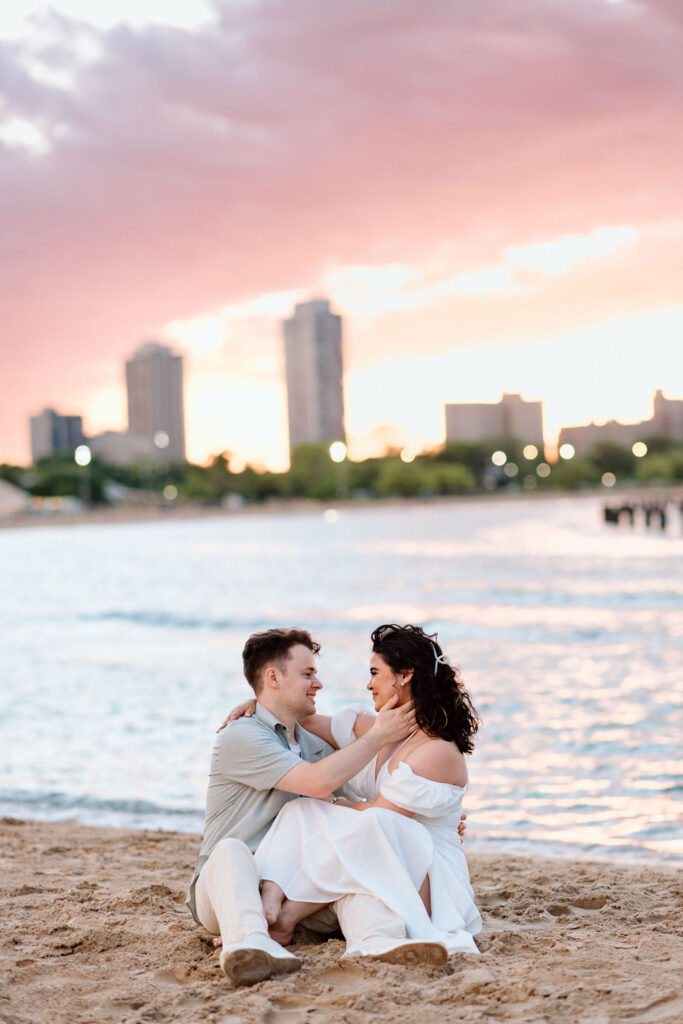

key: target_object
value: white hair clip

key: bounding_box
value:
[430,642,450,675]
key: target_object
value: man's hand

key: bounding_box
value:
[368,694,417,745]
[217,698,257,733]
[458,813,467,843]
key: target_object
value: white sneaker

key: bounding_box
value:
[219,932,301,986]
[346,938,448,967]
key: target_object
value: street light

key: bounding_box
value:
[329,441,348,499]
[74,445,92,506]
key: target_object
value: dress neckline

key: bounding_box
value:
[378,759,468,792]
[373,729,419,781]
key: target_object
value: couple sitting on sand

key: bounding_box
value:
[186,623,482,986]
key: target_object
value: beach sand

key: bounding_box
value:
[2,819,681,1024]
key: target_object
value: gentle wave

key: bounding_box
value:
[0,788,202,820]
[74,608,681,649]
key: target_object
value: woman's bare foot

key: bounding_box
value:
[268,899,299,946]
[268,898,330,946]
[260,880,285,926]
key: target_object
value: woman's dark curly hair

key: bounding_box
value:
[371,624,480,753]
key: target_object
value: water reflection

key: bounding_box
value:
[0,496,681,862]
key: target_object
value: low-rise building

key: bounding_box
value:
[444,393,544,448]
[88,430,158,465]
[558,390,683,455]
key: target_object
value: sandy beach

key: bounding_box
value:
[2,819,681,1024]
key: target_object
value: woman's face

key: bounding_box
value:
[367,652,405,710]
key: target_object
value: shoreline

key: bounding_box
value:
[2,809,679,872]
[2,819,681,1024]
[2,483,682,531]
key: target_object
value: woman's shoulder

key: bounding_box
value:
[402,737,467,788]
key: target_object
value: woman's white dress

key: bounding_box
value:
[254,706,481,955]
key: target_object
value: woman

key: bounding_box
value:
[227,624,482,957]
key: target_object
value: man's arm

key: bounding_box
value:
[275,696,415,800]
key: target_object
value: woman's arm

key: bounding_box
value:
[334,793,466,839]
[333,794,415,818]
[296,713,337,748]
[299,709,377,748]
[218,699,377,750]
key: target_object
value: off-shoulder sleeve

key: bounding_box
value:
[379,761,465,816]
[330,703,368,748]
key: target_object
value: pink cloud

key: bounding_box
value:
[1,0,682,462]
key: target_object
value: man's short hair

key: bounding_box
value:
[242,628,321,694]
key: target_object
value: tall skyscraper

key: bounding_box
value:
[125,341,186,462]
[29,408,85,462]
[283,299,345,452]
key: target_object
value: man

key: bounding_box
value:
[187,627,446,986]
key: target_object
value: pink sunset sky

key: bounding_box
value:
[1,0,682,469]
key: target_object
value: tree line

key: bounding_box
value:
[1,436,682,506]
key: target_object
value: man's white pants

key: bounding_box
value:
[195,837,409,958]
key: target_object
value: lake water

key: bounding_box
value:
[1,495,681,864]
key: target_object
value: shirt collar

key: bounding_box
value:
[254,702,325,755]
[254,702,291,748]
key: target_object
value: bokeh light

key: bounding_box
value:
[504,462,519,477]
[163,484,178,501]
[491,450,507,467]
[559,443,576,460]
[632,441,648,458]
[523,444,538,460]
[400,447,416,463]
[74,445,92,467]
[154,430,170,449]
[602,472,617,487]
[537,462,551,478]
[329,441,347,463]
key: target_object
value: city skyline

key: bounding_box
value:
[1,1,682,469]
[23,346,682,469]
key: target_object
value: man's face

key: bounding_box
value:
[276,643,322,718]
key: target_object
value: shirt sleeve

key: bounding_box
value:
[214,720,302,792]
[330,703,368,748]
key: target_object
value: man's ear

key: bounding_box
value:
[263,666,280,689]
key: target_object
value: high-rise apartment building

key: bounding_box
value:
[445,393,544,448]
[125,341,186,462]
[283,299,345,452]
[29,408,85,462]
